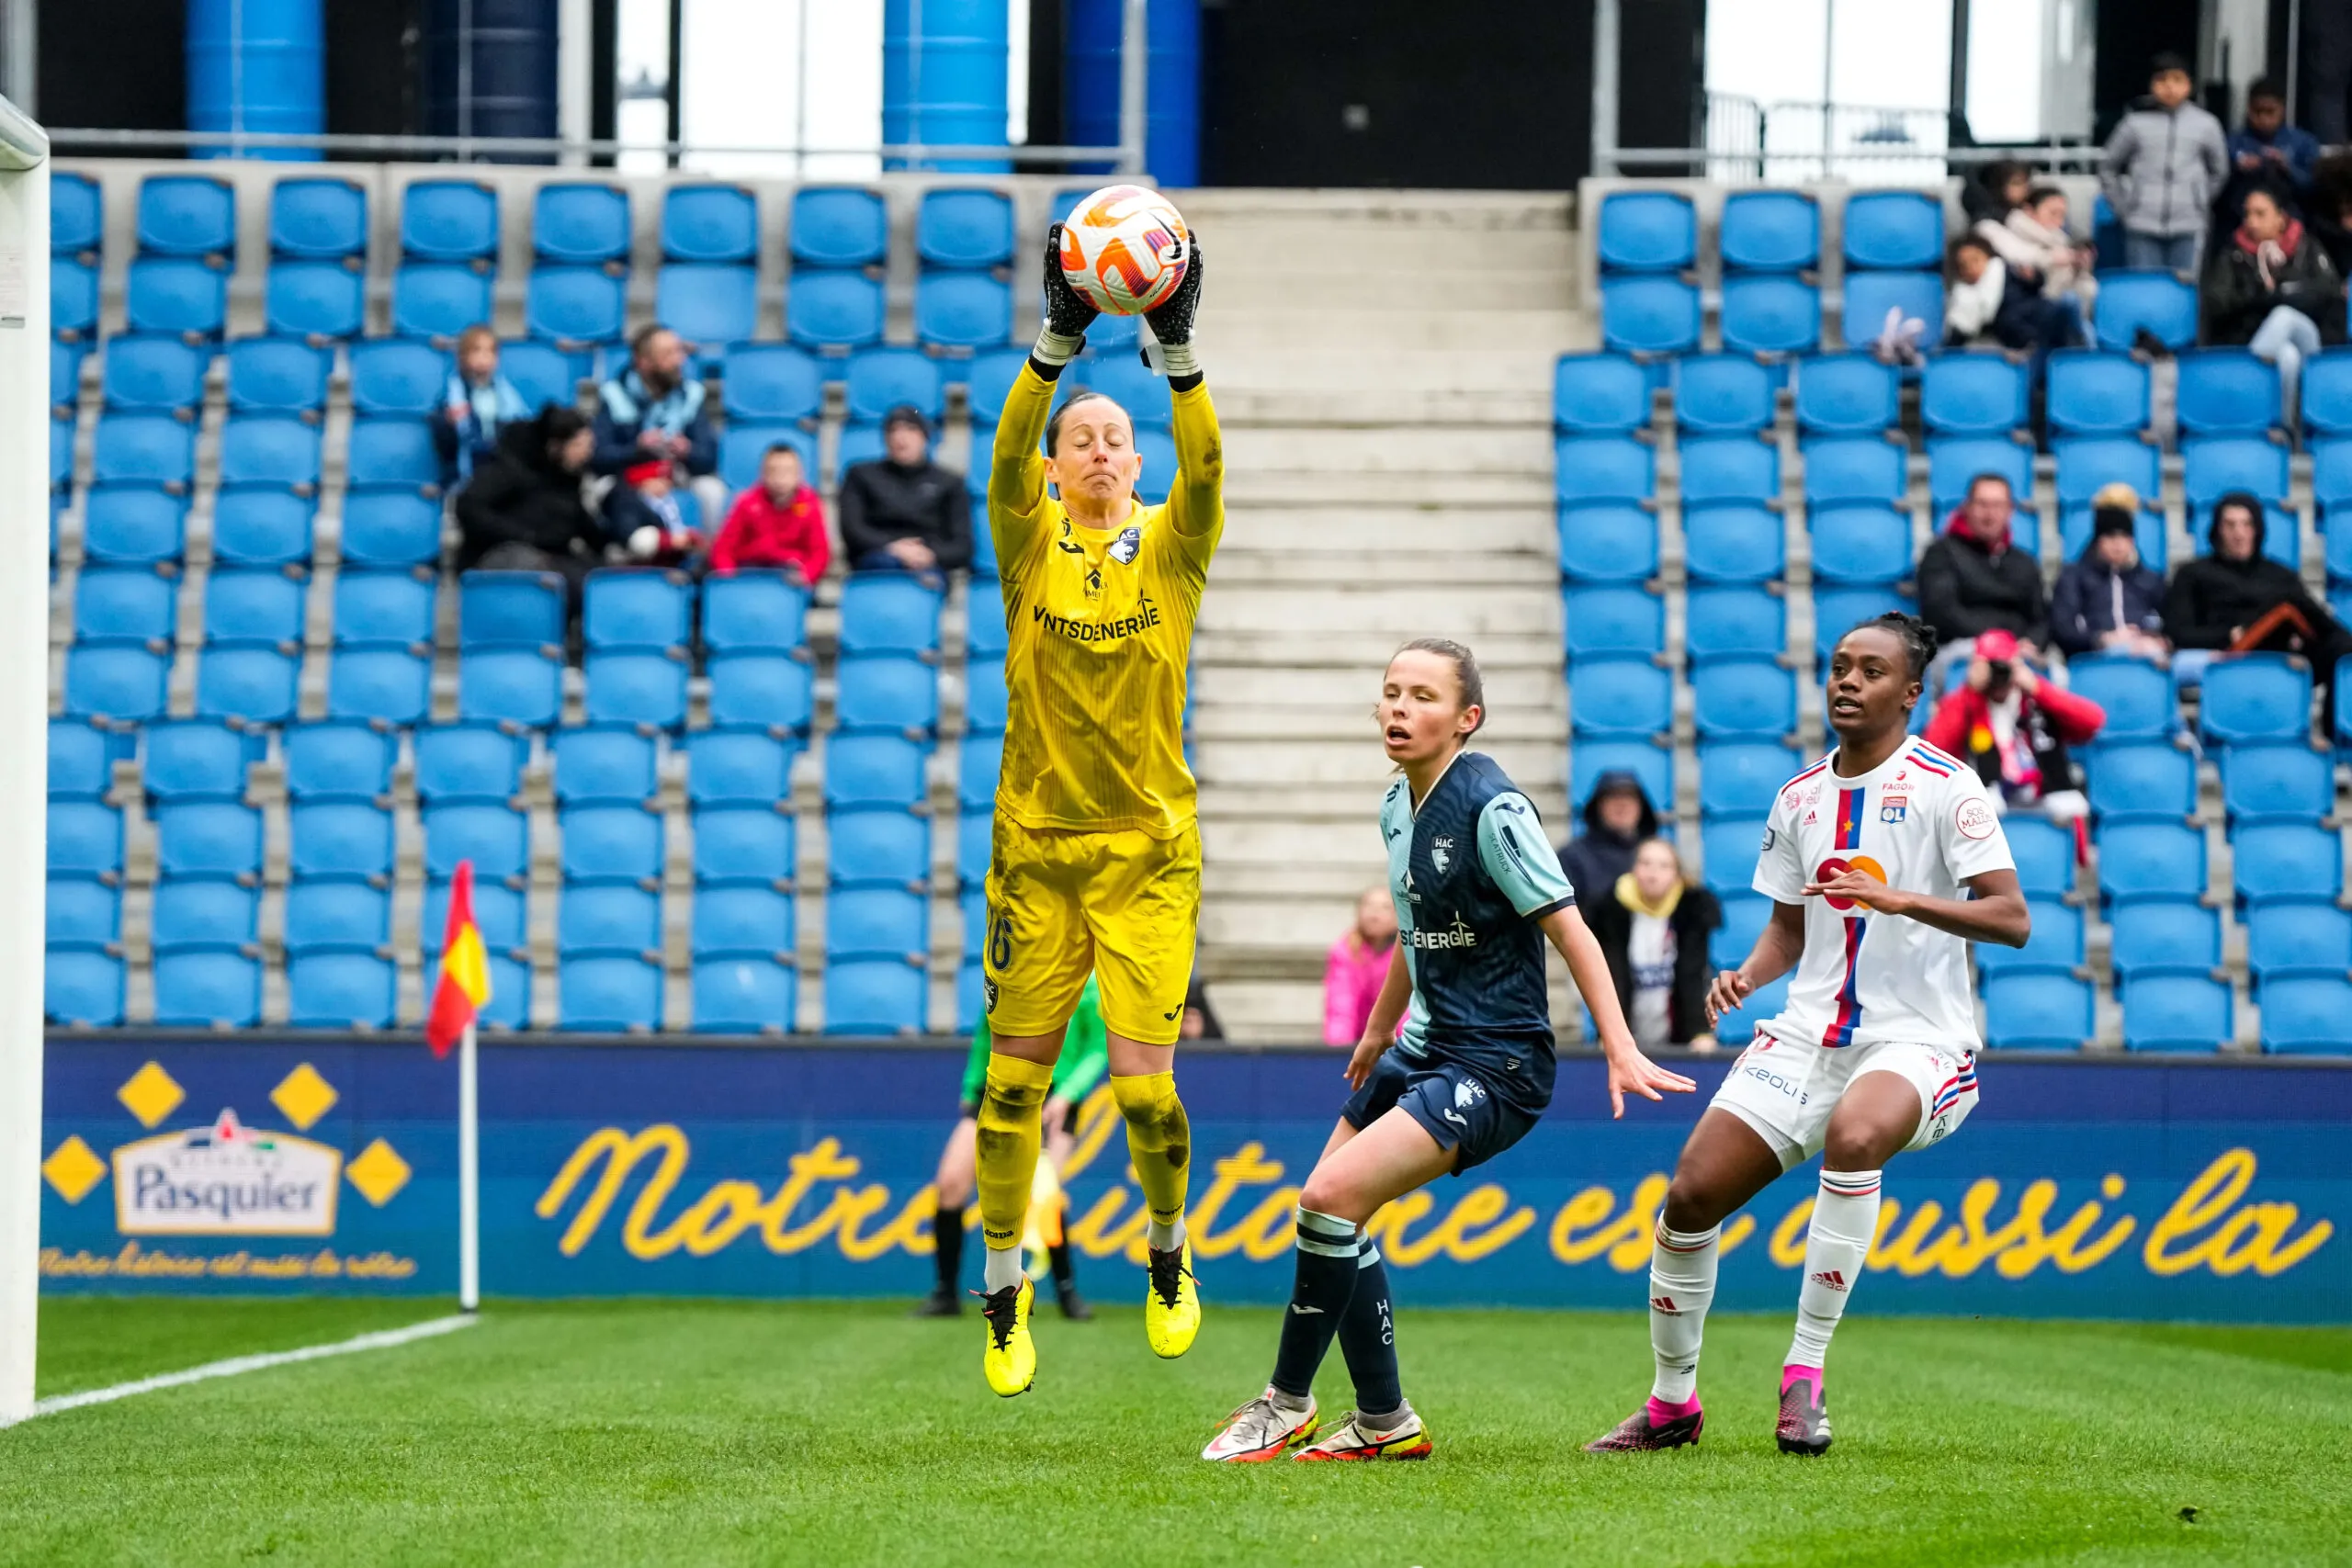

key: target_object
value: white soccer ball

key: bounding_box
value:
[1058,185,1191,315]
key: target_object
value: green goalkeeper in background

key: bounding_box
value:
[916,975,1109,1320]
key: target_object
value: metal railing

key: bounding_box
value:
[1609,92,2106,184]
[39,127,1140,172]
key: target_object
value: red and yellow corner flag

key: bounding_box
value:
[425,860,492,1057]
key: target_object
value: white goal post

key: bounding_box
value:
[0,90,50,1427]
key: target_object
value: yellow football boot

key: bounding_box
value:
[1145,1241,1201,1359]
[981,1278,1036,1396]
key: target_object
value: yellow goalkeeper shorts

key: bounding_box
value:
[981,816,1201,1047]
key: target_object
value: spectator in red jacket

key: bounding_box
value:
[708,442,831,583]
[1924,627,2106,826]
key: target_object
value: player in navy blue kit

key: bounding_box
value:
[1201,639,1694,1462]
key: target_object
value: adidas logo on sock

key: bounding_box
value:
[1808,1269,1849,1291]
[1649,1294,1680,1314]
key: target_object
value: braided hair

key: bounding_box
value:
[1849,611,1939,683]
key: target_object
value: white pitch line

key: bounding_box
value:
[9,1313,481,1427]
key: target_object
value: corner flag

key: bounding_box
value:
[425,861,491,1057]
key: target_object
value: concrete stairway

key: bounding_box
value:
[1173,189,1586,1042]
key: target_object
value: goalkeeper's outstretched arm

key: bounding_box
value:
[1147,241,1222,544]
[987,225,1103,562]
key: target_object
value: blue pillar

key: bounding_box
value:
[883,0,1012,173]
[187,0,325,161]
[1066,0,1200,186]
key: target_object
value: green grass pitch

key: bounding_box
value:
[4,1298,2349,1565]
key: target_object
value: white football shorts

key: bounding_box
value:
[1709,1032,1980,1170]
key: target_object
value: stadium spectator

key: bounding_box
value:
[432,324,529,486]
[1557,769,1657,914]
[1179,973,1223,1042]
[593,325,725,532]
[708,443,830,582]
[2165,491,2352,716]
[2101,53,2229,275]
[1584,838,1721,1052]
[1918,473,2051,689]
[1321,886,1398,1046]
[1924,628,2104,826]
[453,406,605,612]
[1943,235,2084,356]
[2201,187,2346,414]
[2004,186,2099,313]
[604,460,703,569]
[2051,484,2170,662]
[1962,161,2033,236]
[2218,79,2321,230]
[841,406,971,573]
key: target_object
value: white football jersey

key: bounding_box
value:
[1750,736,2014,1052]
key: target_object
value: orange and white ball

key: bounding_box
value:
[1057,184,1190,315]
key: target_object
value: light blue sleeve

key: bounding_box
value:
[1476,792,1577,918]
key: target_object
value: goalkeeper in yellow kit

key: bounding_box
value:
[970,223,1216,1396]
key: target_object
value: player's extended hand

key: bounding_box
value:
[1803,869,1912,916]
[1142,232,1204,349]
[1344,1029,1389,1091]
[1040,223,1101,340]
[1600,1035,1698,1120]
[1704,967,1754,1026]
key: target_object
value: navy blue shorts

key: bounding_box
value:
[1340,1048,1544,1174]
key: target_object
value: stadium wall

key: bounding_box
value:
[35,1037,2351,1322]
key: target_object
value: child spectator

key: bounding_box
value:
[593,325,726,531]
[1924,628,2105,827]
[709,442,831,583]
[2219,78,2321,229]
[1321,886,1398,1046]
[1943,235,2083,356]
[2202,187,2346,413]
[2005,186,2098,312]
[607,459,702,568]
[2101,52,2229,274]
[432,324,530,486]
[2050,485,2168,661]
[1583,838,1721,1052]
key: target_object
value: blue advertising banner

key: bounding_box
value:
[35,1037,2352,1322]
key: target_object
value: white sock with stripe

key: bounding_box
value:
[1647,1223,1720,1405]
[1788,1168,1882,1369]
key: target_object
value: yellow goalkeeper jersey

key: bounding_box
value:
[985,362,1224,839]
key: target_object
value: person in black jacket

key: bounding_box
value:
[2050,483,2170,660]
[2165,491,2352,722]
[1917,472,2051,690]
[1584,838,1722,1050]
[1557,768,1657,914]
[453,406,606,613]
[2201,188,2346,411]
[841,405,972,572]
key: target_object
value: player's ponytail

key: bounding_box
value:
[1396,637,1486,741]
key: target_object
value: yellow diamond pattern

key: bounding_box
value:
[270,1063,339,1131]
[345,1140,412,1207]
[41,1136,107,1203]
[116,1062,185,1129]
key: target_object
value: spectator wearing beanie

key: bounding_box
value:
[2101,51,2229,275]
[1917,471,2052,690]
[2202,187,2346,414]
[2051,483,2169,661]
[2165,491,2352,716]
[709,442,831,583]
[841,405,971,573]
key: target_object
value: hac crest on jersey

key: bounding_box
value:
[1430,835,1454,874]
[1453,1077,1487,1109]
[1109,525,1143,564]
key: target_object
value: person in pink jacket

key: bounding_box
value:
[1322,886,1399,1045]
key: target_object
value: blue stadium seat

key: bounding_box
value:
[824,733,929,809]
[62,642,169,723]
[1976,897,2082,976]
[264,261,363,342]
[203,567,305,647]
[656,263,756,356]
[2176,349,2280,435]
[2200,656,2311,747]
[287,950,396,1029]
[560,806,664,886]
[719,423,817,491]
[2302,350,2352,436]
[1685,586,1784,660]
[194,645,299,727]
[714,348,823,429]
[413,723,529,803]
[830,807,933,890]
[2220,742,2332,821]
[400,179,498,262]
[1719,190,1818,271]
[526,265,627,350]
[1570,739,1672,815]
[956,810,991,886]
[1599,276,1700,356]
[1073,354,1171,432]
[219,415,322,491]
[49,874,121,948]
[137,175,234,258]
[787,270,886,351]
[2094,271,2199,352]
[963,346,1033,426]
[2109,897,2221,977]
[125,256,228,340]
[2086,742,2196,819]
[915,272,1012,350]
[51,336,86,414]
[2066,654,2176,740]
[2233,821,2341,904]
[693,807,797,887]
[51,412,72,489]
[694,956,796,1033]
[688,728,795,807]
[844,347,947,426]
[326,646,431,727]
[348,339,449,418]
[1554,436,1655,504]
[790,186,888,268]
[1131,426,1180,505]
[958,733,1003,812]
[51,256,97,342]
[1840,273,1942,351]
[48,800,124,880]
[1806,503,1913,584]
[93,413,197,488]
[73,569,175,648]
[424,801,530,886]
[2044,351,2151,435]
[2004,815,2075,899]
[288,800,394,882]
[332,570,435,649]
[556,726,658,806]
[103,335,209,412]
[152,946,263,1029]
[1595,190,1695,272]
[2182,435,2289,508]
[1699,816,1770,892]
[967,600,1010,660]
[46,945,126,1026]
[660,184,757,264]
[694,886,795,964]
[1718,275,1822,359]
[458,647,563,729]
[1921,353,2029,435]
[827,886,928,963]
[824,958,926,1035]
[2258,976,2352,1054]
[141,720,255,800]
[1674,355,1774,435]
[1563,586,1666,660]
[1793,355,1897,434]
[391,263,493,343]
[424,877,523,961]
[269,176,366,260]
[534,184,630,265]
[1680,502,1781,583]
[917,189,1015,269]
[48,720,122,799]
[827,653,941,738]
[2121,969,2233,1051]
[558,955,663,1032]
[2053,435,2160,508]
[1711,971,1792,1046]
[584,569,692,651]
[585,649,689,731]
[224,336,332,415]
[1927,435,2031,513]
[1696,739,1798,818]
[2245,900,2352,984]
[707,652,815,733]
[1569,656,1671,739]
[1982,971,2094,1049]
[702,570,811,653]
[1554,354,1650,435]
[1711,891,1770,969]
[153,799,263,882]
[1840,191,1942,270]
[838,573,944,657]
[559,883,661,957]
[1690,658,1795,739]
[461,570,565,648]
[52,171,101,258]
[283,723,396,801]
[1799,436,1905,505]
[500,339,577,412]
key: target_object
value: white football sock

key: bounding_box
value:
[1648,1223,1721,1404]
[1148,1216,1185,1253]
[1789,1168,1883,1368]
[983,1241,1024,1293]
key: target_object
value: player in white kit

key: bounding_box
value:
[1586,613,2030,1457]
